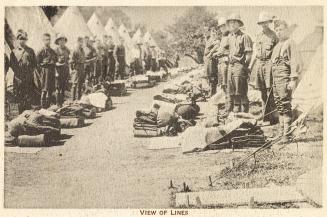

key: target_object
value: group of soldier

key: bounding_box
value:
[5,29,172,115]
[204,12,302,143]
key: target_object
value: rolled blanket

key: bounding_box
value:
[17,134,51,147]
[60,117,85,128]
[133,128,160,137]
[175,104,200,120]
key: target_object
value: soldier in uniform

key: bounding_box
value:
[158,50,168,73]
[101,35,109,81]
[252,12,279,124]
[36,33,57,108]
[213,17,230,114]
[83,36,97,85]
[204,27,220,96]
[70,37,85,100]
[150,45,157,72]
[54,33,70,107]
[94,39,105,85]
[114,36,126,80]
[143,42,152,71]
[106,35,116,81]
[271,20,302,142]
[9,30,37,113]
[226,13,253,113]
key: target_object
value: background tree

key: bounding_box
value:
[167,6,217,63]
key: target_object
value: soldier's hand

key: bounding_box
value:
[287,80,297,91]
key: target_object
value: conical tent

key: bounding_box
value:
[132,28,142,43]
[104,18,120,45]
[5,6,56,52]
[54,6,92,49]
[87,12,107,40]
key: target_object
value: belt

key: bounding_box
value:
[256,58,270,62]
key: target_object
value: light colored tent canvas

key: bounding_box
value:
[87,12,107,41]
[104,18,120,45]
[132,28,142,44]
[5,6,56,52]
[54,6,92,49]
[292,45,323,116]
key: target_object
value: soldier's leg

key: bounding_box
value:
[46,91,52,108]
[226,66,234,113]
[41,91,47,108]
[72,84,77,101]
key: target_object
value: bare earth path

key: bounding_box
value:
[4,82,229,208]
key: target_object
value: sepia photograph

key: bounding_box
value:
[2,1,324,213]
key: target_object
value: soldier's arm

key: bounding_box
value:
[243,35,253,67]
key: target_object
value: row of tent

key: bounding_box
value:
[5,6,160,66]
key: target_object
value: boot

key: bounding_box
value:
[56,92,61,107]
[242,103,249,113]
[72,86,77,101]
[281,113,292,143]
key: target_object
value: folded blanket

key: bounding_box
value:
[17,134,51,147]
[60,117,85,128]
[133,128,161,137]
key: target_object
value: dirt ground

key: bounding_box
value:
[4,76,323,208]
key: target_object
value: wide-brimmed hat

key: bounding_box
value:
[54,33,67,45]
[226,13,244,27]
[16,29,28,40]
[257,11,273,24]
[217,17,227,27]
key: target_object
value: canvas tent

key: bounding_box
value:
[292,45,323,116]
[87,12,107,40]
[132,28,142,44]
[5,6,56,52]
[54,6,92,49]
[104,18,120,45]
[298,24,323,72]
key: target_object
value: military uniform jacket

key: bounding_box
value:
[55,46,70,66]
[70,46,85,72]
[271,38,302,79]
[114,44,126,60]
[10,45,37,83]
[84,44,97,67]
[216,31,230,60]
[36,46,58,91]
[228,29,253,65]
[254,28,278,60]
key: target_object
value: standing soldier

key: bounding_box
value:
[271,20,302,143]
[36,33,57,108]
[204,27,220,96]
[9,30,37,113]
[213,17,230,115]
[70,37,85,101]
[252,12,279,124]
[227,13,253,113]
[158,50,168,73]
[106,35,116,81]
[143,42,152,71]
[102,35,109,81]
[54,33,70,107]
[149,45,157,72]
[84,36,97,85]
[94,39,105,85]
[114,36,126,80]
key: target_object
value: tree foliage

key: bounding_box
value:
[167,6,217,63]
